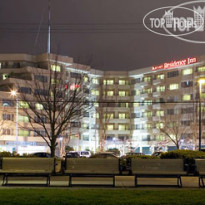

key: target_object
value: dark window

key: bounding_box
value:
[167,96,179,102]
[2,129,13,135]
[34,116,47,123]
[34,75,47,83]
[167,70,179,78]
[18,87,31,94]
[167,109,175,115]
[2,99,14,107]
[131,90,136,96]
[181,120,192,126]
[70,122,81,127]
[83,112,89,117]
[34,130,46,137]
[181,81,193,88]
[181,107,194,114]
[34,89,49,96]
[2,114,14,121]
[70,72,81,79]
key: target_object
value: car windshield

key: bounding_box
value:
[81,152,89,155]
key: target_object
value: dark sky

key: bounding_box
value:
[0,0,205,71]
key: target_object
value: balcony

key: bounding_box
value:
[153,79,163,85]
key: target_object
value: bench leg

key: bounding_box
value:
[199,176,204,188]
[68,175,72,187]
[177,176,182,188]
[46,175,50,187]
[113,176,115,187]
[2,175,6,186]
[135,175,138,187]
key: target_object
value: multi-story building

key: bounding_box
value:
[0,53,204,155]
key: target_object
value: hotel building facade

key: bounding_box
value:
[0,53,204,155]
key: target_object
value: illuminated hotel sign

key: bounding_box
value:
[152,57,197,71]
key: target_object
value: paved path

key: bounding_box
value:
[0,175,201,188]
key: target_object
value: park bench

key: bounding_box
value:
[195,159,205,187]
[131,159,187,187]
[64,158,120,187]
[0,157,55,186]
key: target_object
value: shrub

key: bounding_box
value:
[0,151,12,157]
[160,150,205,172]
[160,150,205,160]
[106,148,120,156]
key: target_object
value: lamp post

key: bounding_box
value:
[198,79,205,151]
[11,90,19,153]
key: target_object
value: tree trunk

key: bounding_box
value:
[50,139,56,157]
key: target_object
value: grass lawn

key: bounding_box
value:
[0,188,205,205]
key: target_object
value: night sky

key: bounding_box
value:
[1,0,205,71]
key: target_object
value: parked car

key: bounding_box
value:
[125,152,145,156]
[79,151,91,158]
[31,152,52,158]
[65,151,80,158]
[151,151,164,157]
[90,152,118,158]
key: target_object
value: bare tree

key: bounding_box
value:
[156,103,192,150]
[14,55,90,157]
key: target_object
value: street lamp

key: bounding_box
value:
[198,79,205,151]
[11,90,19,153]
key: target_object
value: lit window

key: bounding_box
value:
[156,122,164,129]
[156,74,164,80]
[119,91,126,96]
[107,124,114,130]
[84,76,88,82]
[198,67,205,72]
[92,78,99,84]
[182,94,191,101]
[19,129,29,137]
[19,115,29,123]
[156,135,165,141]
[144,100,152,105]
[156,110,164,117]
[35,103,43,110]
[94,102,99,107]
[144,76,151,82]
[104,113,114,119]
[51,79,60,84]
[144,112,152,117]
[169,84,179,90]
[119,113,126,119]
[146,88,152,94]
[104,79,114,85]
[119,102,129,108]
[93,113,99,119]
[2,74,9,80]
[182,68,193,75]
[91,90,99,96]
[118,124,126,130]
[119,80,126,85]
[19,101,29,109]
[50,64,61,72]
[136,90,140,95]
[82,123,89,129]
[145,123,152,129]
[107,80,114,85]
[107,91,114,96]
[156,86,165,92]
[133,103,139,107]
